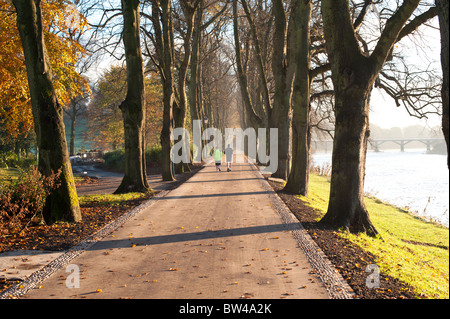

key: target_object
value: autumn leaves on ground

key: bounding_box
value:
[0,173,154,292]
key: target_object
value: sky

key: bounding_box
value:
[370,89,442,130]
[369,13,443,130]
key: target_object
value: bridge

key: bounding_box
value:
[368,138,445,152]
[311,138,445,152]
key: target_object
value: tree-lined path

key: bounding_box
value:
[24,156,333,299]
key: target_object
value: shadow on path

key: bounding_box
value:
[154,191,273,200]
[184,178,262,183]
[89,222,300,251]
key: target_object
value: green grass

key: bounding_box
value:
[78,192,153,206]
[0,168,21,183]
[302,174,449,299]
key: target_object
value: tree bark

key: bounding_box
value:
[115,0,149,194]
[320,80,378,235]
[13,0,81,223]
[160,0,175,181]
[173,1,197,174]
[69,101,76,156]
[436,0,449,168]
[232,0,263,129]
[320,0,421,236]
[284,0,312,196]
[188,4,203,132]
[270,0,291,181]
[241,0,272,118]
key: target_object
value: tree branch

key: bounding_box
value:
[370,0,421,71]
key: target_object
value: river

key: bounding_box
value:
[312,150,449,227]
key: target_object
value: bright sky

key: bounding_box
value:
[370,89,442,129]
[369,14,443,130]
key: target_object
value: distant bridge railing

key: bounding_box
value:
[311,138,445,152]
[368,138,445,152]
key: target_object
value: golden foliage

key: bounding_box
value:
[0,0,90,138]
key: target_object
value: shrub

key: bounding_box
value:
[103,149,125,170]
[103,146,163,171]
[146,145,162,163]
[0,167,61,236]
[0,152,37,169]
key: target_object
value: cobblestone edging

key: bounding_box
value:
[0,190,169,299]
[250,165,356,299]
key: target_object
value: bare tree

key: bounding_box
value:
[319,0,436,236]
[284,0,312,195]
[114,0,150,193]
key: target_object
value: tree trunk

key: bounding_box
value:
[174,1,196,174]
[436,0,449,168]
[13,0,81,223]
[160,0,175,181]
[232,0,263,130]
[320,82,378,236]
[241,0,272,117]
[69,100,76,156]
[319,0,421,236]
[115,0,149,194]
[284,0,312,196]
[188,6,203,132]
[270,0,291,181]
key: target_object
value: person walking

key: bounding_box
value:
[225,144,233,172]
[213,148,223,172]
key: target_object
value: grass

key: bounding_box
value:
[0,168,21,182]
[301,174,449,299]
[78,192,153,206]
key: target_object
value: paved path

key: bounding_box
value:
[16,157,345,299]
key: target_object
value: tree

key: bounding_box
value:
[149,0,176,182]
[115,0,150,194]
[1,0,89,146]
[436,0,449,168]
[319,0,435,236]
[232,0,264,130]
[173,0,198,173]
[188,0,229,146]
[85,65,163,152]
[64,88,89,156]
[13,0,81,223]
[284,0,312,195]
[270,0,292,181]
[85,66,127,151]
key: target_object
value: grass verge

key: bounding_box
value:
[303,174,449,299]
[0,168,21,182]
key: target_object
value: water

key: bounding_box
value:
[312,150,449,227]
